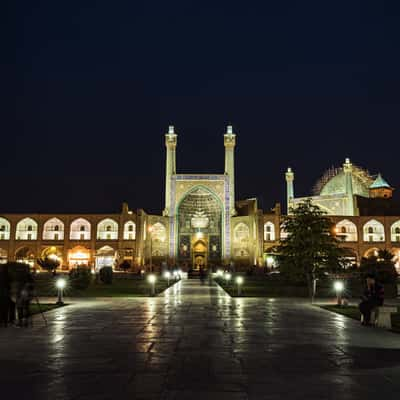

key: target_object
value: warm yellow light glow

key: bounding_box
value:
[147,274,156,284]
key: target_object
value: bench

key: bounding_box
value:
[361,306,398,329]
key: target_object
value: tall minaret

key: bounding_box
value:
[285,167,295,214]
[343,157,354,215]
[163,125,177,216]
[224,125,236,216]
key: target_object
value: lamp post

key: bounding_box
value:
[148,225,153,272]
[236,276,243,296]
[164,271,171,286]
[224,272,232,287]
[334,281,344,306]
[148,274,156,296]
[56,277,66,305]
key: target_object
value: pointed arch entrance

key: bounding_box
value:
[176,186,223,269]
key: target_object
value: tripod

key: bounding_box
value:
[33,295,48,327]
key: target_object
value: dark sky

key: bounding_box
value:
[3,1,400,214]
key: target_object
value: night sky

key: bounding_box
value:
[3,1,400,214]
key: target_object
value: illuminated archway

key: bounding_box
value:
[390,221,400,242]
[15,246,36,267]
[123,221,136,240]
[43,218,65,240]
[263,222,275,241]
[150,222,167,256]
[335,219,358,242]
[70,218,91,240]
[177,186,223,266]
[0,217,11,241]
[0,248,7,264]
[97,218,118,240]
[68,245,91,267]
[363,219,385,242]
[233,222,250,257]
[16,217,38,240]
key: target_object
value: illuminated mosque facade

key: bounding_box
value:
[0,126,399,272]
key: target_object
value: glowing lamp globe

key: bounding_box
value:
[56,278,66,290]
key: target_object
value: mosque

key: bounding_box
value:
[0,126,399,272]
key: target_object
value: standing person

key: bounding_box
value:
[359,273,384,326]
[0,264,10,327]
[16,274,34,327]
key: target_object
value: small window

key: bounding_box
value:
[341,226,346,233]
[0,225,5,231]
[27,225,33,231]
[80,233,85,240]
[128,225,133,232]
[27,233,32,240]
[106,225,112,232]
[54,233,59,241]
[128,233,133,240]
[395,227,400,234]
[54,225,59,231]
[106,233,111,240]
[368,227,373,234]
[369,235,373,242]
[80,226,86,232]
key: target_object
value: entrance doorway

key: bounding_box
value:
[192,239,207,270]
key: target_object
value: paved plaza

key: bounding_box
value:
[1,280,400,400]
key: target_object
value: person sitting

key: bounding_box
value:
[359,273,384,326]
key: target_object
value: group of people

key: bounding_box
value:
[359,273,385,326]
[0,264,35,328]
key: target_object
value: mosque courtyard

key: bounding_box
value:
[1,279,400,400]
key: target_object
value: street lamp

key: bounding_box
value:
[148,274,157,296]
[148,225,153,272]
[56,278,66,305]
[224,272,232,286]
[334,280,344,306]
[164,271,171,286]
[235,276,244,296]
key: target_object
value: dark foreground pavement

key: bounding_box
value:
[1,280,400,400]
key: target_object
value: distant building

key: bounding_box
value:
[0,130,399,273]
[286,159,400,271]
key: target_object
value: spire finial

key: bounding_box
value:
[168,125,175,134]
[227,125,233,135]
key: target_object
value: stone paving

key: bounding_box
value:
[1,280,400,400]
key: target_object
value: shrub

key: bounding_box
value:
[99,266,113,284]
[119,260,131,273]
[69,266,91,290]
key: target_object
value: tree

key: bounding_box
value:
[274,199,347,299]
[360,249,398,284]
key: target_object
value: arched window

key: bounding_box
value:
[233,223,250,257]
[263,222,275,241]
[363,219,385,242]
[391,221,400,242]
[97,218,118,240]
[16,218,38,240]
[0,218,11,240]
[70,218,91,240]
[123,221,136,240]
[150,222,167,256]
[336,219,358,242]
[43,218,65,241]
